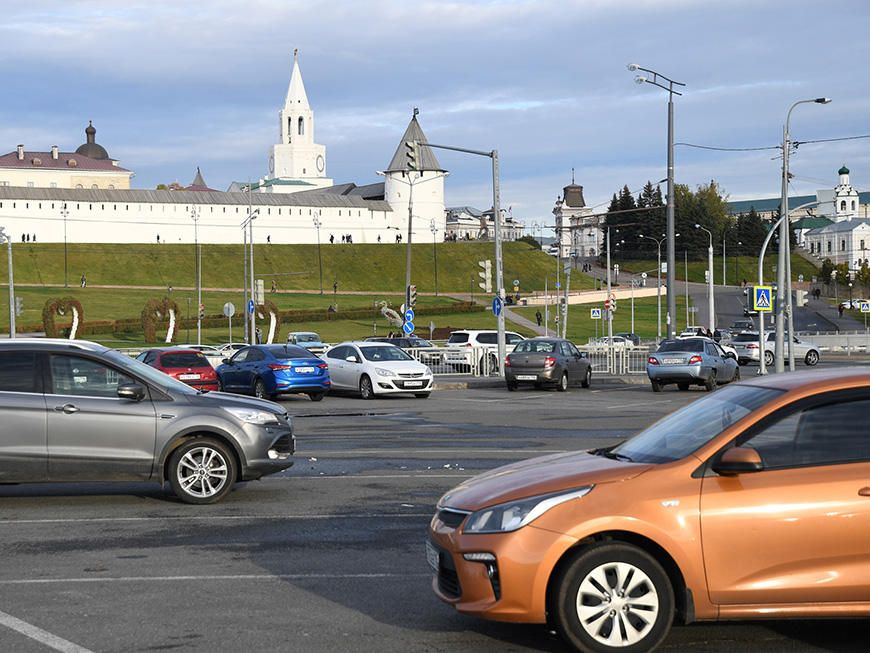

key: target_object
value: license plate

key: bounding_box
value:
[426,541,440,572]
[405,381,423,387]
[517,374,537,380]
[295,366,315,373]
[179,373,201,380]
[662,358,683,365]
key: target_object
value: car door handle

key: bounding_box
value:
[859,487,870,497]
[54,404,80,414]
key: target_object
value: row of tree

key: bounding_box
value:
[600,180,778,261]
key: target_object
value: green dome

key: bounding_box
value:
[839,165,850,175]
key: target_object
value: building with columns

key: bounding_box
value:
[552,180,596,259]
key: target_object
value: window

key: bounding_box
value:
[739,396,870,468]
[27,182,34,188]
[298,116,304,135]
[50,182,57,188]
[91,184,98,190]
[76,184,83,190]
[841,200,847,211]
[828,241,832,253]
[841,240,846,251]
[49,355,134,398]
[0,352,38,393]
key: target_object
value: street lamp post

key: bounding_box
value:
[628,63,684,340]
[430,219,438,296]
[191,206,201,345]
[640,233,669,338]
[545,271,557,337]
[313,212,323,294]
[60,203,69,288]
[776,97,831,373]
[0,227,14,338]
[696,224,715,330]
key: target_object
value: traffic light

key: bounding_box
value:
[14,297,22,316]
[198,304,204,320]
[795,289,808,306]
[478,260,492,293]
[409,284,418,306]
[404,140,418,171]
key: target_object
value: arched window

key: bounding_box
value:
[91,184,98,189]
[841,200,847,211]
[76,184,83,189]
[298,117,304,136]
[287,117,292,143]
[852,200,857,211]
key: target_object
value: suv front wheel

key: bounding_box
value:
[168,438,237,504]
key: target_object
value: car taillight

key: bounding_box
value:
[504,357,511,367]
[544,356,555,368]
[648,357,659,365]
[689,355,702,364]
[747,344,758,350]
[268,364,291,371]
[318,363,328,369]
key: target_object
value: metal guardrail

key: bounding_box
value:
[579,345,652,375]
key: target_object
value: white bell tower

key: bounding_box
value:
[265,50,332,192]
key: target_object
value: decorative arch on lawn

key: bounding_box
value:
[256,300,280,344]
[42,296,84,339]
[141,296,180,343]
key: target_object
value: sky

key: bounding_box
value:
[2,0,868,237]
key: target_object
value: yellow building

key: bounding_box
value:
[0,122,132,190]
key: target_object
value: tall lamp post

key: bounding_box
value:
[696,224,715,330]
[628,63,684,340]
[430,219,439,296]
[313,212,323,294]
[60,203,69,288]
[775,97,831,373]
[639,233,674,338]
[0,227,14,338]
[191,206,201,345]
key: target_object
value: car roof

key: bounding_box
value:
[0,338,109,354]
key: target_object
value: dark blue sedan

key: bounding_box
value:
[216,344,330,401]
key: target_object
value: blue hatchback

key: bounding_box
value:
[216,344,330,401]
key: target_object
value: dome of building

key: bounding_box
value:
[75,121,109,160]
[839,164,850,175]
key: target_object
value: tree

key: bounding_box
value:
[517,234,541,249]
[835,263,851,287]
[819,258,835,284]
[734,207,767,254]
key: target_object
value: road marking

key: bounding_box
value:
[0,573,431,586]
[0,513,434,525]
[0,609,95,653]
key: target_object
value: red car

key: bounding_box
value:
[136,348,219,390]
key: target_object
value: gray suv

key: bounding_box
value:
[0,339,295,504]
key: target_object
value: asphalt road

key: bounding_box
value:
[0,385,867,652]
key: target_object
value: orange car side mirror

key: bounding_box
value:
[712,446,763,475]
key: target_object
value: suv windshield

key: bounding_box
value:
[609,384,784,464]
[447,333,469,344]
[732,333,759,343]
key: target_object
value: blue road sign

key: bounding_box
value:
[405,308,415,322]
[555,282,561,289]
[753,286,772,312]
[403,321,414,334]
[492,296,503,316]
[591,308,602,319]
[247,299,255,314]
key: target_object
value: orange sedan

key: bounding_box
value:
[428,367,870,653]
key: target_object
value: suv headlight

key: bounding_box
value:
[222,406,281,425]
[463,486,593,534]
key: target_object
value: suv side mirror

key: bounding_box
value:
[712,446,762,475]
[117,383,146,402]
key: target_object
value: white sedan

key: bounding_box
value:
[323,341,434,399]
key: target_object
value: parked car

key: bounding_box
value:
[216,344,330,401]
[591,335,634,348]
[365,336,444,365]
[0,339,295,504]
[428,367,870,652]
[135,347,219,391]
[323,341,433,399]
[286,331,327,356]
[504,337,591,392]
[184,344,226,368]
[729,318,755,332]
[218,342,250,355]
[445,330,524,373]
[647,337,739,392]
[614,332,642,347]
[731,331,820,366]
[838,298,868,311]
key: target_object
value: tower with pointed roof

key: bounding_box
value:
[264,50,332,193]
[382,111,448,231]
[834,164,859,221]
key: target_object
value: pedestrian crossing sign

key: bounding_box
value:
[861,302,870,313]
[591,308,602,320]
[753,286,773,312]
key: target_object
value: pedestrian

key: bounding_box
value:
[80,275,86,287]
[271,279,276,293]
[267,235,271,244]
[157,234,160,243]
[839,304,844,318]
[21,234,25,243]
[256,327,262,344]
[168,283,173,293]
[25,234,29,242]
[330,234,334,244]
[32,234,36,242]
[535,310,542,326]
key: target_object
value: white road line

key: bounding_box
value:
[0,573,431,586]
[0,609,95,653]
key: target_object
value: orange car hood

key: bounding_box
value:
[440,450,652,511]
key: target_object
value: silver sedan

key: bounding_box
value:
[647,337,739,392]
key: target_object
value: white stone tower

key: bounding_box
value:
[383,111,447,232]
[834,164,859,221]
[265,50,332,192]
